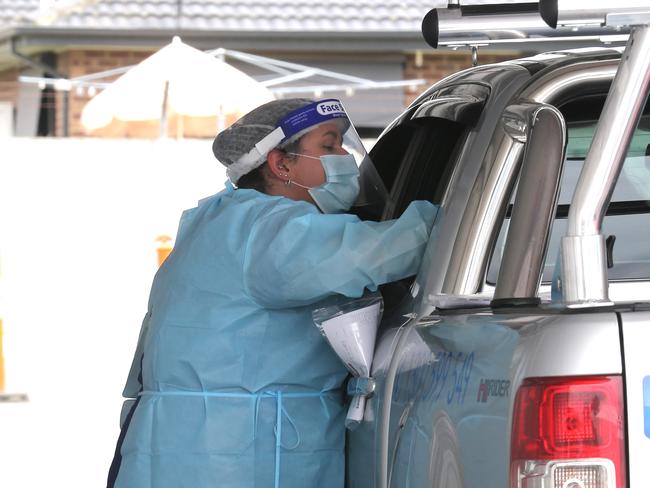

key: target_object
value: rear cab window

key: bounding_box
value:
[488,96,650,285]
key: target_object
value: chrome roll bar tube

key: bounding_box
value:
[540,1,650,30]
[492,103,566,303]
[560,23,650,305]
[421,3,633,51]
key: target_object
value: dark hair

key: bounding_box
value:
[235,138,303,193]
[236,164,269,192]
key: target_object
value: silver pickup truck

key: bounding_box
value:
[348,3,650,488]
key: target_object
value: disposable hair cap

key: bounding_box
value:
[212,98,312,184]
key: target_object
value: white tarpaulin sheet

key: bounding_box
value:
[0,137,224,487]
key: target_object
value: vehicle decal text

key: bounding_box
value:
[476,379,510,403]
[394,351,475,406]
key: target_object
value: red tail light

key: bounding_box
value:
[510,376,626,488]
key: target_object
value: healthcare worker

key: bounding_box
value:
[107,98,438,488]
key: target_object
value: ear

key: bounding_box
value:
[266,148,290,181]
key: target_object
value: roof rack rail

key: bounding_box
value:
[421,1,641,51]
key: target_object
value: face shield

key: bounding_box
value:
[243,98,389,216]
[281,99,388,215]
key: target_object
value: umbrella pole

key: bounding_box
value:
[160,80,169,138]
[217,103,225,133]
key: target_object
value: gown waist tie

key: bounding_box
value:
[138,389,337,488]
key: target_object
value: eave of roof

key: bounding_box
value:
[3,25,431,53]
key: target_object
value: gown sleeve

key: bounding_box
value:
[243,200,438,308]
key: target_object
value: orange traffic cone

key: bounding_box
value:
[156,235,174,267]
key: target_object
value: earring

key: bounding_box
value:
[285,179,291,186]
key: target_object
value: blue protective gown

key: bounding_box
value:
[109,186,437,488]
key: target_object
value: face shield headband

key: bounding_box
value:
[227,99,353,184]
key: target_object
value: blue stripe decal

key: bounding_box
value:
[643,376,650,439]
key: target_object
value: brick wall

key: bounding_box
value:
[56,50,152,137]
[403,51,520,106]
[0,68,20,107]
[26,49,520,138]
[54,49,240,138]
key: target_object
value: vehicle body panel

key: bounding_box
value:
[620,310,650,488]
[348,46,650,488]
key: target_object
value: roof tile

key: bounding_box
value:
[1,0,437,31]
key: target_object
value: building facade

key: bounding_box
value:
[0,0,519,138]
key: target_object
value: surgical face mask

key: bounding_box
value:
[288,153,360,213]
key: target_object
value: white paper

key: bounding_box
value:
[345,395,366,430]
[319,302,381,378]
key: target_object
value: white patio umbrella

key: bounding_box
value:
[81,37,274,136]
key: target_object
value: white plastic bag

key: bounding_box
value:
[313,292,383,429]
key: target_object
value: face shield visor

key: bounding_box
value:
[247,98,389,215]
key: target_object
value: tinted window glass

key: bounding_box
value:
[369,117,465,220]
[367,116,467,310]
